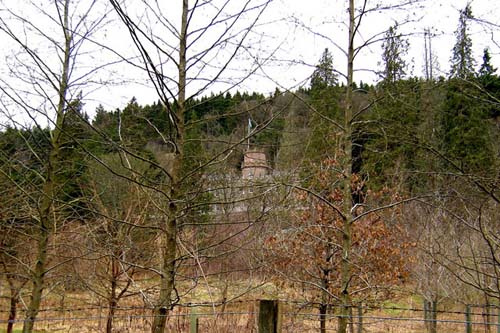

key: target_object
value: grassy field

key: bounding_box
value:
[0,281,496,332]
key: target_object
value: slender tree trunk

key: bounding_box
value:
[338,1,355,332]
[319,303,327,333]
[320,274,329,333]
[320,247,333,333]
[106,304,116,333]
[22,1,71,332]
[151,1,188,332]
[7,283,19,333]
[106,258,118,333]
[22,221,50,333]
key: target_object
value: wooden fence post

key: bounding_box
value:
[496,305,499,333]
[189,307,198,333]
[465,305,472,333]
[258,300,281,333]
[424,300,429,332]
[349,305,354,333]
[357,304,363,333]
[430,300,437,333]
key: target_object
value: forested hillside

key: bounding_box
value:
[0,1,499,333]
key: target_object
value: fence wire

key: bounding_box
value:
[0,300,499,332]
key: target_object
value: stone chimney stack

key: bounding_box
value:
[241,150,271,179]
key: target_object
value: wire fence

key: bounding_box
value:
[1,299,499,332]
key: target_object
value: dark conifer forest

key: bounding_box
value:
[0,1,499,332]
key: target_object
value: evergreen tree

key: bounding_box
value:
[442,79,495,174]
[450,5,475,79]
[306,48,341,163]
[477,48,500,119]
[479,48,497,78]
[310,48,337,90]
[363,79,435,193]
[53,97,95,219]
[444,8,497,174]
[380,23,409,84]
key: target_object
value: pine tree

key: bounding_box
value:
[310,48,338,90]
[380,23,409,84]
[444,6,496,173]
[479,48,497,77]
[307,48,340,162]
[478,48,500,119]
[450,5,475,79]
[442,81,494,173]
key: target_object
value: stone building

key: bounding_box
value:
[241,150,271,179]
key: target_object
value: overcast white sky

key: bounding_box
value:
[258,0,500,88]
[98,0,500,113]
[1,0,500,123]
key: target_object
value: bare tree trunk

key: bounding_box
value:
[22,1,71,331]
[338,1,355,333]
[319,303,327,333]
[151,1,188,332]
[22,222,50,333]
[7,283,19,333]
[320,274,328,333]
[106,258,118,333]
[106,304,116,333]
[320,248,333,333]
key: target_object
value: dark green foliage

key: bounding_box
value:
[92,99,171,154]
[89,92,274,175]
[306,48,342,163]
[2,56,498,211]
[56,99,94,218]
[441,79,495,173]
[0,126,51,186]
[310,48,338,90]
[91,104,120,153]
[361,79,444,193]
[187,92,238,136]
[479,48,497,78]
[92,92,267,157]
[380,24,409,85]
[119,98,152,149]
[477,49,500,118]
[450,5,475,79]
[185,91,265,137]
[253,116,285,168]
[274,92,310,171]
[363,84,409,185]
[0,100,93,220]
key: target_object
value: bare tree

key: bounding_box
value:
[71,154,158,333]
[106,1,279,332]
[265,1,426,332]
[431,196,500,304]
[0,1,113,331]
[0,163,31,333]
[336,2,423,332]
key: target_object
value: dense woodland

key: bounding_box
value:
[0,1,499,333]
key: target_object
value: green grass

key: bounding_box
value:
[0,329,47,333]
[381,300,407,315]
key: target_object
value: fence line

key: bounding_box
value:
[1,299,499,332]
[0,311,259,324]
[284,312,500,326]
[0,299,497,315]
